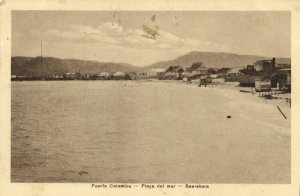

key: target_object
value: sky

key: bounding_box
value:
[12,11,291,66]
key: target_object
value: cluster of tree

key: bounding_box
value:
[12,73,137,81]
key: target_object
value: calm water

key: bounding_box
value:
[11,81,290,183]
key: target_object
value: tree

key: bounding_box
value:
[190,62,203,70]
[207,68,217,74]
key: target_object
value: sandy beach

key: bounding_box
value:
[11,80,290,183]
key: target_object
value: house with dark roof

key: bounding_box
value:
[186,62,208,77]
[165,66,184,79]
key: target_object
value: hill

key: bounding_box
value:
[11,56,142,76]
[12,52,291,76]
[145,51,291,69]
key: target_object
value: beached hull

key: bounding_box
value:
[238,75,265,87]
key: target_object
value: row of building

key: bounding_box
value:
[12,60,291,86]
[11,62,240,81]
[11,61,233,81]
[141,60,291,86]
[140,62,240,81]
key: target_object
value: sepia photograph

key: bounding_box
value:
[10,11,291,183]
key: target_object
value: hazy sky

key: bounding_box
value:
[12,11,290,66]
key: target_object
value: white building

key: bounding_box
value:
[99,72,110,77]
[146,68,165,78]
[113,71,125,77]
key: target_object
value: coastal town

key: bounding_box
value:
[11,57,291,96]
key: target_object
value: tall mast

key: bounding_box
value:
[41,40,44,79]
[41,40,43,67]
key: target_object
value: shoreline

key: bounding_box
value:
[134,79,292,108]
[11,79,291,111]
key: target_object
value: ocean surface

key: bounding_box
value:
[11,81,290,183]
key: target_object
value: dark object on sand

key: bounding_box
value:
[199,76,212,87]
[227,115,231,119]
[255,80,272,93]
[277,106,287,119]
[78,171,88,175]
[238,58,276,87]
[240,90,253,93]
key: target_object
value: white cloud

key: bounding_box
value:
[44,22,228,65]
[71,25,101,35]
[159,30,181,43]
[184,39,200,47]
[48,24,122,44]
[102,22,124,34]
[46,22,217,51]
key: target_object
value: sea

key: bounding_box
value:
[11,81,290,183]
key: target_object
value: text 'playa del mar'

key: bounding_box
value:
[91,183,210,189]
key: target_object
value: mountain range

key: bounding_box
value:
[11,51,291,76]
[11,56,141,76]
[146,51,291,69]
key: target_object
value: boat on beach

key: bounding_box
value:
[238,58,277,87]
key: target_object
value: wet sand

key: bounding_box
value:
[11,81,290,183]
